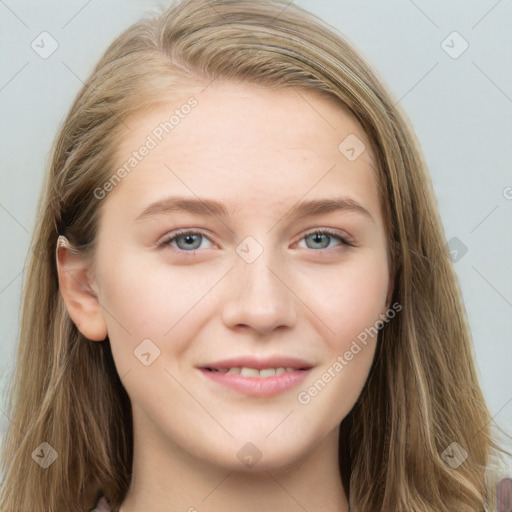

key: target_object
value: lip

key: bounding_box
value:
[198,367,312,397]
[196,355,314,398]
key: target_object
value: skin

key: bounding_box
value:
[57,81,392,512]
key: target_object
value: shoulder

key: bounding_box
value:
[90,495,116,512]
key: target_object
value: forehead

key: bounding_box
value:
[106,81,382,225]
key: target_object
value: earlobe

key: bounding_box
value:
[55,236,107,341]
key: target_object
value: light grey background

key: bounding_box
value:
[1,0,511,449]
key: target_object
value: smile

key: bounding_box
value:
[198,367,311,397]
[205,366,302,378]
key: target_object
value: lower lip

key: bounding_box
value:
[198,368,311,397]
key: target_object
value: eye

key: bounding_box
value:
[158,228,353,255]
[298,229,353,250]
[158,230,215,252]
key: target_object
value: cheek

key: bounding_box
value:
[295,258,387,416]
[299,251,390,350]
[96,251,220,370]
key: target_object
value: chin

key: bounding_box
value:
[202,437,314,475]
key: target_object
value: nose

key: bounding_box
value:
[221,248,297,335]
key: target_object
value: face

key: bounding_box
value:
[90,81,391,472]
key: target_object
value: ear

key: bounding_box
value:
[56,236,107,341]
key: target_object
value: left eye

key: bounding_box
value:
[159,229,350,253]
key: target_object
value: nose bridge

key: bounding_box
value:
[221,239,297,333]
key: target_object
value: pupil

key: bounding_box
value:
[309,232,328,249]
[178,234,201,250]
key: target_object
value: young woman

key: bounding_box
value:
[1,0,510,511]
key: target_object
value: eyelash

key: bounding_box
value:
[157,228,354,255]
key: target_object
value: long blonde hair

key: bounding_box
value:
[1,1,509,510]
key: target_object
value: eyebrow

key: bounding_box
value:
[134,195,374,223]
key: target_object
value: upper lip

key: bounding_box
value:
[198,356,314,371]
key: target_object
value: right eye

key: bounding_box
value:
[158,230,215,254]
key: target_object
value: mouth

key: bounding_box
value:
[197,357,313,397]
[201,366,310,378]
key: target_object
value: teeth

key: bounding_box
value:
[240,367,260,377]
[212,366,299,378]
